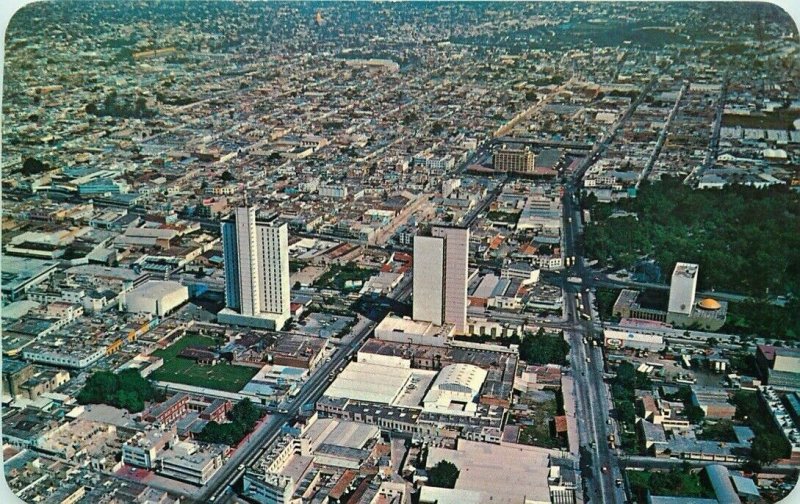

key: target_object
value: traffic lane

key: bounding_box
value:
[205,279,405,500]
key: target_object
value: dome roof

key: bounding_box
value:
[697,298,721,310]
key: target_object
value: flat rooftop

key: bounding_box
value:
[375,316,451,337]
[128,280,186,299]
[303,418,380,452]
[426,439,557,504]
[324,361,413,405]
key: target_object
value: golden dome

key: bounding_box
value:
[697,298,721,310]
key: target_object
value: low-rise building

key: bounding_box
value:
[122,427,176,469]
[158,440,225,485]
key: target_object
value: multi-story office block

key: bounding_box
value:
[413,226,469,333]
[218,206,291,330]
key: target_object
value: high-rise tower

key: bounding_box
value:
[412,225,469,333]
[218,206,291,330]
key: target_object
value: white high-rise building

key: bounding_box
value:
[412,226,469,333]
[667,262,699,316]
[218,206,291,330]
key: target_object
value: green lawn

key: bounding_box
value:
[627,468,715,500]
[150,334,258,392]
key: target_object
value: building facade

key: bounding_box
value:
[667,262,698,316]
[412,226,469,333]
[219,207,291,329]
[493,147,535,174]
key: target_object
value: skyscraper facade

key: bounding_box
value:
[218,206,291,329]
[412,226,469,333]
[667,262,698,315]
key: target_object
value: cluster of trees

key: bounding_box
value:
[402,112,418,125]
[611,362,652,426]
[594,287,620,321]
[20,157,51,176]
[726,298,800,340]
[583,177,800,298]
[486,210,520,224]
[427,460,460,489]
[315,262,376,291]
[661,385,705,423]
[519,328,570,366]
[731,390,791,465]
[76,369,156,413]
[196,398,261,446]
[696,420,737,442]
[86,91,156,119]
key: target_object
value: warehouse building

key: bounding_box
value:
[125,281,189,317]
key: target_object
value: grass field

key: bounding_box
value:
[627,468,714,500]
[150,334,258,392]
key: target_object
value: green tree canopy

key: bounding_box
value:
[427,460,460,489]
[751,432,790,465]
[76,369,155,413]
[520,328,570,366]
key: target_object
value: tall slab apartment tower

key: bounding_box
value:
[412,225,469,334]
[218,206,291,330]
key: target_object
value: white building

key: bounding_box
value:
[375,315,454,348]
[423,364,487,416]
[218,207,291,330]
[603,328,665,351]
[501,262,540,285]
[318,184,348,199]
[22,347,106,369]
[158,441,224,485]
[668,262,699,315]
[122,429,175,470]
[412,226,469,333]
[125,281,188,317]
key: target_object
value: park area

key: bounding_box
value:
[149,333,258,392]
[314,262,377,291]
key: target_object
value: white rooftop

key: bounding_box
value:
[324,361,413,405]
[426,440,558,504]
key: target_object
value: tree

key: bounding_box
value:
[617,401,636,425]
[751,432,789,464]
[21,157,47,175]
[742,459,762,473]
[76,369,154,413]
[220,170,236,182]
[427,460,460,488]
[684,405,706,424]
[196,398,261,446]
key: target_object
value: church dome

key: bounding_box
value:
[697,298,721,310]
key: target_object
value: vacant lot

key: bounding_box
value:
[150,333,258,392]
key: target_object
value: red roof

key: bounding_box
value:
[394,252,412,264]
[554,415,568,433]
[757,344,776,362]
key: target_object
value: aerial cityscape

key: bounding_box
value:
[2,1,800,503]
